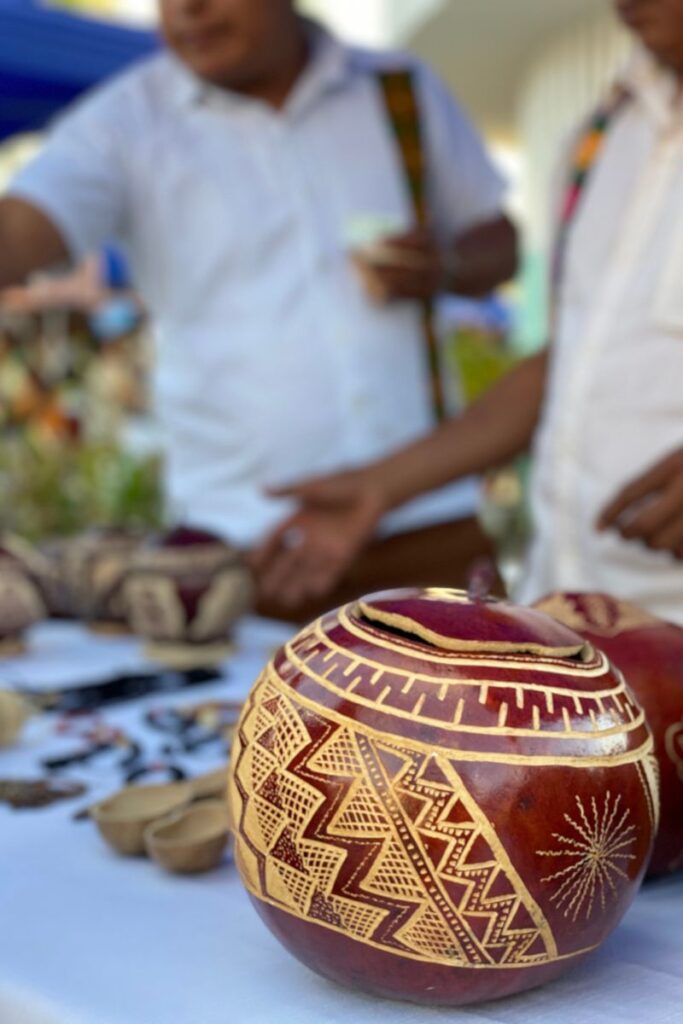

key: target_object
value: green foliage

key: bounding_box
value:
[0,436,163,541]
[443,327,518,406]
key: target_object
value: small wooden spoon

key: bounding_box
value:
[0,690,33,748]
[90,766,228,856]
[144,799,231,874]
[186,766,227,801]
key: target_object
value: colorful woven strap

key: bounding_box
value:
[377,69,446,422]
[552,86,629,297]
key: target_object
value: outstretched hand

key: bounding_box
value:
[251,470,386,610]
[598,447,683,558]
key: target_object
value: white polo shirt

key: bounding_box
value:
[517,48,683,624]
[9,24,505,547]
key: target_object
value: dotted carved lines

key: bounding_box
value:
[250,685,400,938]
[354,733,488,966]
[233,670,608,969]
[261,680,554,966]
[270,692,471,953]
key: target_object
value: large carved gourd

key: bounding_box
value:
[535,591,683,878]
[229,589,656,1005]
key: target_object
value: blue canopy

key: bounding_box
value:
[0,0,158,141]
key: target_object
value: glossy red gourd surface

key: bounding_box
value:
[229,589,656,1005]
[535,592,683,878]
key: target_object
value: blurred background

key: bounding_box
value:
[0,0,629,564]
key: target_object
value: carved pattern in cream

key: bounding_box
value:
[636,752,661,834]
[535,594,660,638]
[280,612,649,765]
[0,569,45,633]
[191,568,252,641]
[230,670,559,969]
[665,720,683,783]
[123,575,186,640]
[537,792,637,921]
[230,594,653,970]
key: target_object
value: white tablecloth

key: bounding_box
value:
[1,622,682,1024]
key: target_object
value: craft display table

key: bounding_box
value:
[0,621,681,1024]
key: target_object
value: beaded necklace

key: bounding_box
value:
[553,87,630,293]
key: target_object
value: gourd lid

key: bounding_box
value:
[354,588,588,658]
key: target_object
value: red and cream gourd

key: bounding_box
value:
[122,526,253,667]
[43,527,144,628]
[229,588,656,1006]
[535,592,683,878]
[0,534,46,653]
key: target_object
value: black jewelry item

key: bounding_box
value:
[20,666,222,713]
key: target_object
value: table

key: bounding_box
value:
[1,621,681,1024]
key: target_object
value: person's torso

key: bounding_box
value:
[522,57,683,619]
[116,51,478,544]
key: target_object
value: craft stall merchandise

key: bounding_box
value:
[0,530,682,1020]
[0,527,252,861]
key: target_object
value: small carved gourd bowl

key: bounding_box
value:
[42,527,144,628]
[535,592,683,879]
[229,588,656,1006]
[122,526,253,668]
[0,534,47,654]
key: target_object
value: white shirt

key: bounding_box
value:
[9,25,505,547]
[518,49,683,624]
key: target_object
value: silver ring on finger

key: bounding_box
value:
[282,526,306,550]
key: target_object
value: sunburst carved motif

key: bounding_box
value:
[537,792,637,921]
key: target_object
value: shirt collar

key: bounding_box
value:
[618,44,683,131]
[166,18,353,116]
[285,20,353,118]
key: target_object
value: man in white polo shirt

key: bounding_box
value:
[0,0,515,617]
[259,0,683,625]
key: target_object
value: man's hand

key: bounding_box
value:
[598,448,683,558]
[353,215,517,304]
[250,470,386,610]
[354,228,449,304]
[0,254,103,314]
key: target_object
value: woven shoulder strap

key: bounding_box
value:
[377,69,446,422]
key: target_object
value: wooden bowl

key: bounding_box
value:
[91,780,193,856]
[144,799,231,874]
[0,689,33,747]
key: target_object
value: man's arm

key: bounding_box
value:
[362,345,546,508]
[0,197,71,290]
[253,348,548,607]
